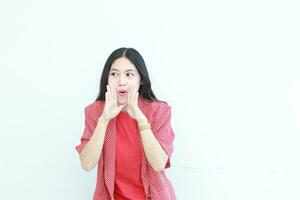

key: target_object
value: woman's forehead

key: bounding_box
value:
[111,57,137,71]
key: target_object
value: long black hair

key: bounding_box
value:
[95,47,165,104]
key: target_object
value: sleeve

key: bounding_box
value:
[75,107,97,154]
[152,104,175,169]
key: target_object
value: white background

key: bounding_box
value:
[0,0,299,199]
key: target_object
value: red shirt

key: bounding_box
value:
[75,96,176,200]
[114,111,146,199]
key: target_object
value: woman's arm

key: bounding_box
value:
[79,115,109,171]
[137,116,169,172]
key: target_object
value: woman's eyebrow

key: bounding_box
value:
[110,68,137,72]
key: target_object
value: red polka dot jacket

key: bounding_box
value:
[75,96,177,200]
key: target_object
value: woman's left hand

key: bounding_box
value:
[126,85,146,121]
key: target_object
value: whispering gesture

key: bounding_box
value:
[102,83,125,121]
[102,83,146,122]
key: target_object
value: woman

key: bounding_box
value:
[75,47,176,200]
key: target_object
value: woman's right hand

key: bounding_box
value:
[101,83,125,122]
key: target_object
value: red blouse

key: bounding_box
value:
[114,111,146,199]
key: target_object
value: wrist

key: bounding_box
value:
[137,117,147,126]
[135,110,146,121]
[136,114,147,124]
[138,121,151,132]
[99,115,110,125]
[136,114,150,131]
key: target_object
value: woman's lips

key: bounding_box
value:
[118,90,128,96]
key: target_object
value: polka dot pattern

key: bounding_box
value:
[75,96,177,200]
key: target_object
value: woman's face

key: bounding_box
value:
[108,57,142,106]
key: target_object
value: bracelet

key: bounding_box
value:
[138,122,151,131]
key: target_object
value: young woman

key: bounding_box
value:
[75,47,176,200]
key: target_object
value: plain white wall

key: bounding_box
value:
[0,0,299,199]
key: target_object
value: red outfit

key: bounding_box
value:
[75,96,176,200]
[114,111,146,200]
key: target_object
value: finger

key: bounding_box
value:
[114,85,118,103]
[113,84,117,101]
[105,91,108,103]
[117,104,125,112]
[106,85,110,100]
[135,85,138,95]
[130,86,134,101]
[132,85,136,100]
[131,86,135,100]
[110,83,116,102]
[109,83,114,103]
[133,85,138,101]
[127,86,132,105]
[135,86,139,102]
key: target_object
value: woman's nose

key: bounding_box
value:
[118,75,127,86]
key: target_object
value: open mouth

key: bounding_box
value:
[118,90,128,96]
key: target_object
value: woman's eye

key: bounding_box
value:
[110,72,118,76]
[127,73,134,77]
